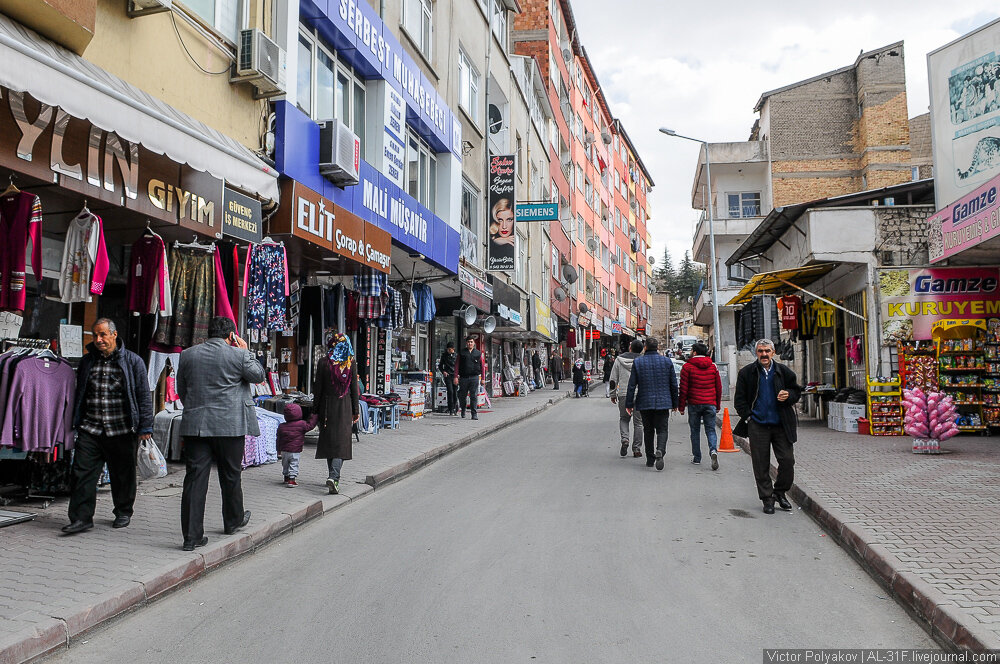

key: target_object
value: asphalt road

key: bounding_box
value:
[47,396,936,663]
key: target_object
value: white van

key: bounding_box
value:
[673,335,699,359]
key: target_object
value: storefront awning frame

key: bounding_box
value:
[725,263,866,322]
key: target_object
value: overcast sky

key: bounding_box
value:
[569,1,1000,270]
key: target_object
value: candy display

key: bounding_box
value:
[900,350,937,391]
[902,388,959,441]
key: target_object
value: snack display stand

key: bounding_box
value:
[985,319,1000,430]
[866,376,903,436]
[933,320,987,435]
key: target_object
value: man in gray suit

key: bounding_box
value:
[177,317,265,551]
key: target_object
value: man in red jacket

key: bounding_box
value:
[677,342,723,470]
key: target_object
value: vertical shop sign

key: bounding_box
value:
[487,154,516,272]
[222,187,262,243]
[382,84,406,189]
[375,328,392,394]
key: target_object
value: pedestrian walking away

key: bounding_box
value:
[63,318,153,535]
[454,335,486,419]
[572,359,588,397]
[532,349,543,388]
[176,317,264,551]
[733,338,802,514]
[315,331,361,495]
[610,340,645,458]
[439,342,458,415]
[276,403,318,487]
[625,337,678,471]
[602,351,614,397]
[548,350,563,390]
[678,342,723,471]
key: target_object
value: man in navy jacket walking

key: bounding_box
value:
[625,337,678,471]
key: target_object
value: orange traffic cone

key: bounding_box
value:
[718,407,740,453]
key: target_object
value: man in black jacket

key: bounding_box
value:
[438,342,458,415]
[548,350,563,390]
[733,338,802,514]
[531,350,542,387]
[63,318,153,534]
[454,336,486,420]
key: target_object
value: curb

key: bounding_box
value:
[723,419,991,653]
[2,392,570,664]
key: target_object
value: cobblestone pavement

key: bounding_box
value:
[721,402,1000,651]
[0,388,569,663]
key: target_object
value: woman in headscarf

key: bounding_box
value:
[314,331,360,494]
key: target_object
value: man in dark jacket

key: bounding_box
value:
[531,350,542,387]
[548,349,563,390]
[733,338,802,514]
[454,336,486,420]
[439,342,458,415]
[625,337,678,471]
[63,318,153,535]
[678,342,723,470]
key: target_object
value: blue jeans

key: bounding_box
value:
[327,457,343,481]
[687,404,718,462]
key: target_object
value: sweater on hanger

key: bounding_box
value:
[0,191,42,312]
[59,212,109,303]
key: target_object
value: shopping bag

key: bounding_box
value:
[137,438,168,480]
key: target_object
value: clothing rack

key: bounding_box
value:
[174,235,215,252]
[2,338,51,351]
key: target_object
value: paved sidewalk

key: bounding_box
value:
[721,401,1000,652]
[0,387,569,664]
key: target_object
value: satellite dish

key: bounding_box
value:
[562,48,572,62]
[454,305,477,326]
[483,316,497,334]
[601,130,612,145]
[488,104,503,135]
[586,238,598,253]
[561,264,579,284]
[648,256,656,265]
[631,296,640,307]
[579,302,589,314]
[553,287,567,302]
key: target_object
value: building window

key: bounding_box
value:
[182,0,239,42]
[461,179,480,265]
[297,32,313,115]
[490,0,507,50]
[576,215,584,243]
[403,0,433,60]
[585,178,593,209]
[727,192,761,218]
[297,28,369,155]
[458,49,480,120]
[407,129,437,212]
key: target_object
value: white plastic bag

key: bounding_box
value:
[137,438,167,480]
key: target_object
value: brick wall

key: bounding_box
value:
[772,176,862,208]
[512,0,549,30]
[874,206,935,266]
[909,112,932,179]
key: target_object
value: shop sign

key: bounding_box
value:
[584,329,601,340]
[878,266,1000,342]
[611,320,623,334]
[381,84,406,189]
[459,265,492,299]
[578,312,592,328]
[928,172,1000,262]
[486,154,516,272]
[0,86,223,229]
[636,322,647,334]
[460,285,490,312]
[570,313,578,327]
[497,303,522,326]
[221,187,263,243]
[272,179,391,273]
[603,316,614,333]
[533,296,553,339]
[515,202,558,221]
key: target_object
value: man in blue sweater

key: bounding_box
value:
[733,338,802,514]
[625,337,678,471]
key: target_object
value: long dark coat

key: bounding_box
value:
[313,360,360,461]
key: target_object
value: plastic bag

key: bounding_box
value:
[137,438,167,480]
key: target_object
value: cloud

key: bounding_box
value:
[566,1,1000,271]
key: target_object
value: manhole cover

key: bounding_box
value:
[728,508,755,519]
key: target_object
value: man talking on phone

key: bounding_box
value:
[176,317,265,551]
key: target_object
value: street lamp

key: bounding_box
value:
[659,127,722,360]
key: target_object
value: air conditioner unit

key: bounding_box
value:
[319,119,361,186]
[128,0,171,17]
[233,29,287,98]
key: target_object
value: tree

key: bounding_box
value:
[675,251,706,305]
[654,246,676,291]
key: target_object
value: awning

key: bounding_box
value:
[0,15,279,201]
[725,264,838,306]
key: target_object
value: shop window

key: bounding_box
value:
[181,0,239,42]
[403,0,433,60]
[459,49,480,120]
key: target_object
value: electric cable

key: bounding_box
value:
[171,13,233,76]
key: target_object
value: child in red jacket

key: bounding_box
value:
[277,403,318,487]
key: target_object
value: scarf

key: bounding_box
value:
[326,331,355,397]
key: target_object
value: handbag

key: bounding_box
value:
[137,438,168,480]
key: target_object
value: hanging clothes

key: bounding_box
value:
[0,191,42,312]
[299,285,324,345]
[59,210,109,303]
[152,246,215,351]
[243,242,289,330]
[0,354,76,452]
[214,249,237,325]
[353,273,386,297]
[412,282,436,322]
[127,233,172,316]
[323,284,346,334]
[345,291,359,331]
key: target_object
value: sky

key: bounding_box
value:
[568,1,1000,271]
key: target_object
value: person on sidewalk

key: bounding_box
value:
[177,317,263,551]
[625,337,678,471]
[532,350,542,388]
[63,318,153,535]
[602,351,614,397]
[549,349,563,390]
[438,342,458,415]
[572,359,587,397]
[315,332,360,495]
[678,342,723,471]
[454,335,485,419]
[733,338,802,514]
[276,403,318,487]
[610,340,644,458]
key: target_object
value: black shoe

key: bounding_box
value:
[763,499,776,514]
[112,515,131,529]
[645,458,655,467]
[224,510,251,535]
[655,450,664,471]
[774,492,793,511]
[461,411,466,418]
[182,536,208,551]
[61,520,93,535]
[710,451,719,471]
[471,413,478,420]
[620,442,629,457]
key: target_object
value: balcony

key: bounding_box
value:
[692,213,762,265]
[690,140,769,210]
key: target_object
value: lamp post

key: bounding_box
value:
[659,128,722,359]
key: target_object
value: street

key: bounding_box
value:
[43,396,935,663]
